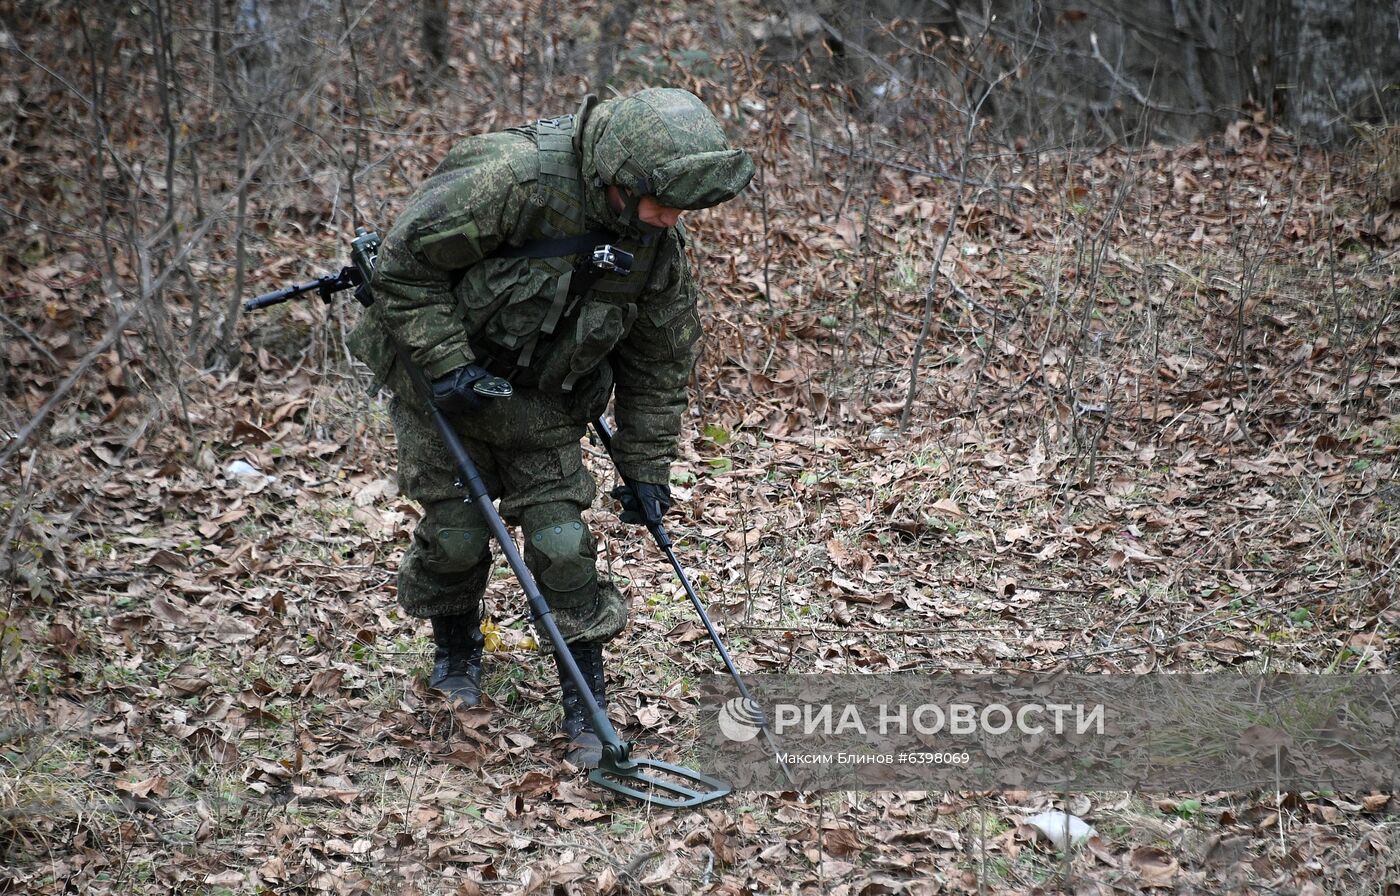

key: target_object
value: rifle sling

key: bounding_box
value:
[447,229,614,291]
[492,230,614,260]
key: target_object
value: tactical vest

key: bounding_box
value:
[456,113,677,393]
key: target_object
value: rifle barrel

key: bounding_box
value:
[244,236,377,314]
[244,278,324,311]
[244,269,360,312]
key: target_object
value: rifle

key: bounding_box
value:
[244,228,730,809]
[244,229,382,312]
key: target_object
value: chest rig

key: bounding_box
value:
[474,113,671,390]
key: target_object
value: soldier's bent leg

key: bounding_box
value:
[492,441,626,764]
[397,497,492,619]
[520,507,625,766]
[390,396,500,622]
[399,499,493,705]
[521,502,627,647]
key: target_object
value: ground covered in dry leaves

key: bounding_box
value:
[3,1,1398,894]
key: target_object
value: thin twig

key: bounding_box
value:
[737,624,1021,635]
[0,450,38,576]
[0,311,60,368]
[1088,32,1209,116]
[795,133,1028,193]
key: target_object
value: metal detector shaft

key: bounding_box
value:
[591,419,761,701]
[640,506,794,785]
[402,358,729,807]
[588,417,789,722]
[396,350,623,754]
[592,417,793,784]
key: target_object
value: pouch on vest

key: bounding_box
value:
[454,257,562,354]
[534,300,636,393]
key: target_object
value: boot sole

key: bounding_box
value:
[430,676,482,708]
[564,742,604,768]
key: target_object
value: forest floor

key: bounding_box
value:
[3,3,1399,894]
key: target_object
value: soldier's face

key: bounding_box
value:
[636,195,682,228]
[607,185,683,228]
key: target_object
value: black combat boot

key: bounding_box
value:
[555,642,607,768]
[429,614,485,707]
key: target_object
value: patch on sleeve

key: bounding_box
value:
[415,219,483,270]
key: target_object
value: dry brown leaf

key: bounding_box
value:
[1128,846,1180,886]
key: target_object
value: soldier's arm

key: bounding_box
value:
[609,231,701,484]
[370,147,537,379]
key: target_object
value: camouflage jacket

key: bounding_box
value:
[349,113,701,485]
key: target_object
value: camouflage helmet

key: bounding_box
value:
[591,88,754,210]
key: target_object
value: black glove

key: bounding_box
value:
[430,364,512,414]
[611,481,672,527]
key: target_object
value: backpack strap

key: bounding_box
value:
[490,229,613,261]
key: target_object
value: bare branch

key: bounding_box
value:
[0,137,280,469]
[1089,31,1208,115]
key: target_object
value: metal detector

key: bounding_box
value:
[397,353,731,809]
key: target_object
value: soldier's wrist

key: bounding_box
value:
[423,347,477,380]
[619,464,670,486]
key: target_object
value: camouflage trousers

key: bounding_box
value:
[389,368,627,648]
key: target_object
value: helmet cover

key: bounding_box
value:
[592,88,754,209]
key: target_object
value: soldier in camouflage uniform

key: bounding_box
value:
[348,88,753,766]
